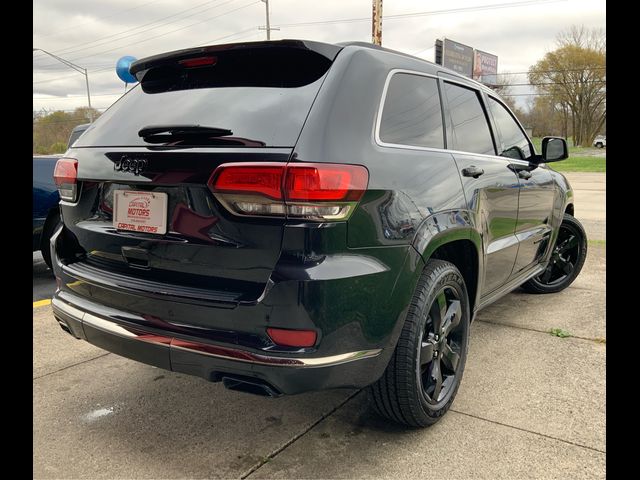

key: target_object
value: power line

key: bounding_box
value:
[33,66,114,84]
[33,25,258,85]
[199,26,259,45]
[35,0,563,68]
[35,0,233,60]
[33,92,125,100]
[274,0,564,28]
[35,1,259,68]
[492,67,606,76]
[34,0,167,39]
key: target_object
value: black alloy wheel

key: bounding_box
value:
[419,286,464,406]
[521,213,587,294]
[369,259,470,427]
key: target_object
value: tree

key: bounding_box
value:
[490,72,524,117]
[523,96,565,138]
[528,25,606,147]
[32,107,101,154]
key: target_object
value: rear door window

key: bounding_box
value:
[379,73,444,148]
[443,82,495,155]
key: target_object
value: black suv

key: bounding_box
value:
[51,40,587,427]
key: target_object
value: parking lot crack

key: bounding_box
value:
[475,319,605,344]
[33,353,111,381]
[241,389,362,479]
[450,409,606,454]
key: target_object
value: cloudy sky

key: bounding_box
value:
[33,0,605,113]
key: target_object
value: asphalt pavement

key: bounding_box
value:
[33,172,606,479]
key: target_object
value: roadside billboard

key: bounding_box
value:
[473,50,498,86]
[442,38,474,78]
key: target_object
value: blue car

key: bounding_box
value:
[33,154,63,269]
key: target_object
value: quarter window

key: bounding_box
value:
[443,82,495,155]
[487,97,532,160]
[379,73,444,149]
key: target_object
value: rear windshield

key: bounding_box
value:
[75,75,327,148]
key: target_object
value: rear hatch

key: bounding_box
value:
[60,40,341,304]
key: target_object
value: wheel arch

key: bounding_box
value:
[40,206,61,252]
[411,211,483,317]
[565,203,574,216]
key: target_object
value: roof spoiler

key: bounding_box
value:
[130,40,343,82]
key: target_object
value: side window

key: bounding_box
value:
[443,82,495,156]
[379,73,444,148]
[488,97,532,160]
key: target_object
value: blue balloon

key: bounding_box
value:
[116,56,138,84]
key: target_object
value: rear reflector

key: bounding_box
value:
[267,328,317,348]
[53,158,78,202]
[209,162,368,221]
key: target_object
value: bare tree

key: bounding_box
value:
[528,25,606,147]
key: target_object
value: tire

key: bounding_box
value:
[521,214,587,294]
[595,142,603,148]
[369,259,470,427]
[41,209,61,271]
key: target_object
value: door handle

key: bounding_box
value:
[462,166,484,178]
[518,170,532,180]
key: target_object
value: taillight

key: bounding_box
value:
[53,158,78,202]
[208,162,369,221]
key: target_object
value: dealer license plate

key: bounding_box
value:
[113,190,168,235]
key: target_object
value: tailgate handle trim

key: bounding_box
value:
[121,246,150,270]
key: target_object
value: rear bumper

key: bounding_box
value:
[52,292,385,395]
[50,220,424,395]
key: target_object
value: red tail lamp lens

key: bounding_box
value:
[267,328,317,347]
[53,158,78,186]
[208,162,369,220]
[285,164,368,202]
[53,158,78,202]
[211,164,285,200]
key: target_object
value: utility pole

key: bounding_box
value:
[259,0,279,40]
[372,0,383,46]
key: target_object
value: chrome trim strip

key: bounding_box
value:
[52,298,86,320]
[83,313,143,339]
[171,343,382,368]
[53,299,382,368]
[372,68,530,167]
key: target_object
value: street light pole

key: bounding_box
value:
[33,48,94,123]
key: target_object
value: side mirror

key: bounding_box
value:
[541,137,568,163]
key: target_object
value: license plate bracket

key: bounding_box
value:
[113,190,168,235]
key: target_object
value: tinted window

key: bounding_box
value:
[444,82,494,155]
[75,76,327,148]
[379,73,444,148]
[488,97,532,160]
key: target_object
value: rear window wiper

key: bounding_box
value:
[138,124,233,139]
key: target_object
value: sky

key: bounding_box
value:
[33,0,606,114]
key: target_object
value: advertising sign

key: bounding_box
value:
[442,38,474,78]
[473,49,499,86]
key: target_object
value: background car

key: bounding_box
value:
[593,135,606,148]
[67,123,91,148]
[33,154,63,270]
